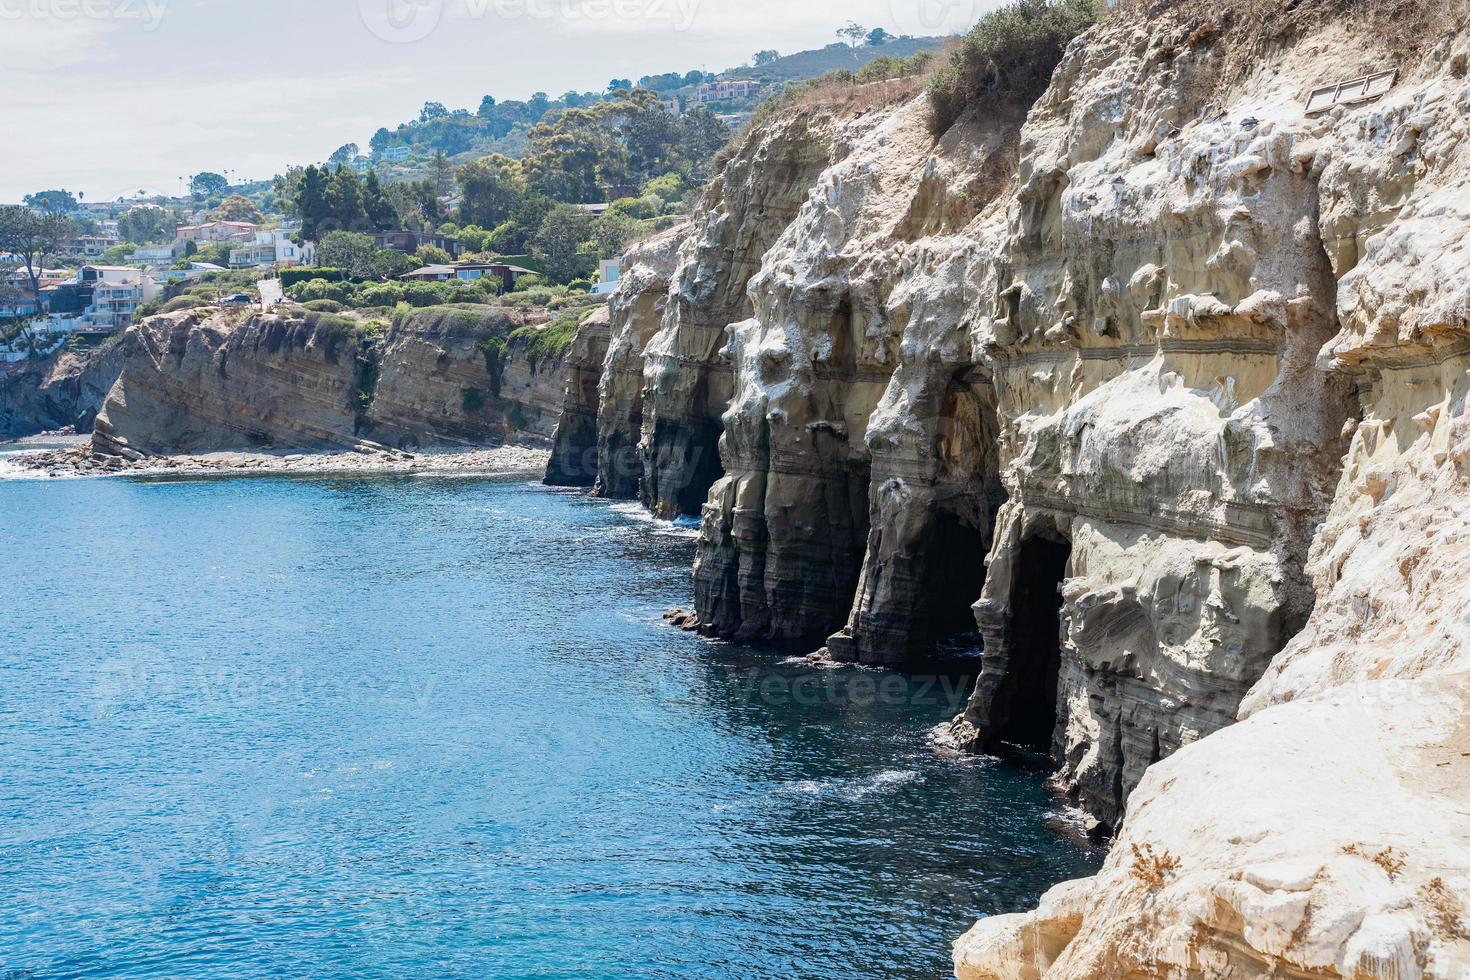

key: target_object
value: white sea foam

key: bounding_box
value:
[779,768,921,801]
[608,501,699,539]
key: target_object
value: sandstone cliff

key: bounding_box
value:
[949,1,1470,975]
[638,111,850,518]
[93,304,572,458]
[559,0,1470,972]
[0,340,125,439]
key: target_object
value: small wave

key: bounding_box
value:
[607,501,699,538]
[777,768,921,801]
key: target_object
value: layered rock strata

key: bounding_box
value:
[637,111,849,518]
[592,226,686,498]
[0,340,126,438]
[545,305,612,487]
[953,3,1470,975]
[560,1,1470,968]
[693,95,1021,649]
[93,306,570,457]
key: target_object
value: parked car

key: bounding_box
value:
[221,294,254,305]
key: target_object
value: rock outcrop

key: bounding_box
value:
[545,305,612,487]
[950,1,1470,975]
[368,305,562,450]
[593,225,686,498]
[638,111,849,518]
[93,305,573,457]
[0,340,125,438]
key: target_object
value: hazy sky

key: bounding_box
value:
[1,0,989,203]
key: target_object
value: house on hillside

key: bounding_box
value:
[129,242,184,265]
[42,265,163,335]
[176,220,259,244]
[58,236,121,260]
[374,230,461,258]
[694,79,762,103]
[400,261,534,291]
[229,230,305,269]
[400,264,458,282]
[592,257,622,296]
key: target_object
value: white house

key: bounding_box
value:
[592,257,622,295]
[129,242,183,265]
[229,230,304,269]
[44,266,163,335]
[176,220,258,244]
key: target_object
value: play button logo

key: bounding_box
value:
[359,0,444,43]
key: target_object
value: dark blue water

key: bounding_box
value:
[0,472,1100,979]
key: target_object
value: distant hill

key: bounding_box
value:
[724,37,948,84]
[351,34,952,178]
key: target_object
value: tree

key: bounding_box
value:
[420,101,449,122]
[533,204,595,283]
[432,150,453,197]
[385,179,441,232]
[678,107,732,179]
[0,206,72,351]
[477,95,497,117]
[328,143,360,166]
[117,204,175,244]
[361,171,401,231]
[607,79,633,95]
[317,231,383,280]
[456,154,524,229]
[297,165,331,241]
[592,210,637,259]
[838,21,867,47]
[191,172,228,199]
[415,244,453,266]
[752,49,780,66]
[24,190,79,215]
[867,27,892,45]
[322,167,365,234]
[212,195,263,223]
[370,128,393,155]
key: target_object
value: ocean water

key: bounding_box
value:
[0,472,1100,979]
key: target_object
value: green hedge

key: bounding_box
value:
[280,267,345,289]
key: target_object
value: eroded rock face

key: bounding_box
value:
[94,311,367,456]
[546,305,612,487]
[639,111,846,519]
[93,306,570,457]
[367,306,559,450]
[955,673,1470,980]
[694,94,1022,650]
[937,10,1362,829]
[0,340,125,438]
[952,5,1470,976]
[591,225,686,499]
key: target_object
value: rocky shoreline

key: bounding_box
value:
[1,434,551,481]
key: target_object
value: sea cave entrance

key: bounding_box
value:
[995,535,1071,753]
[923,509,996,642]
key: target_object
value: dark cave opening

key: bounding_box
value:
[924,510,995,640]
[995,536,1070,753]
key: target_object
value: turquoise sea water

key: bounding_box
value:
[0,471,1100,979]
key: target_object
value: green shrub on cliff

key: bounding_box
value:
[510,314,582,370]
[927,0,1099,134]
